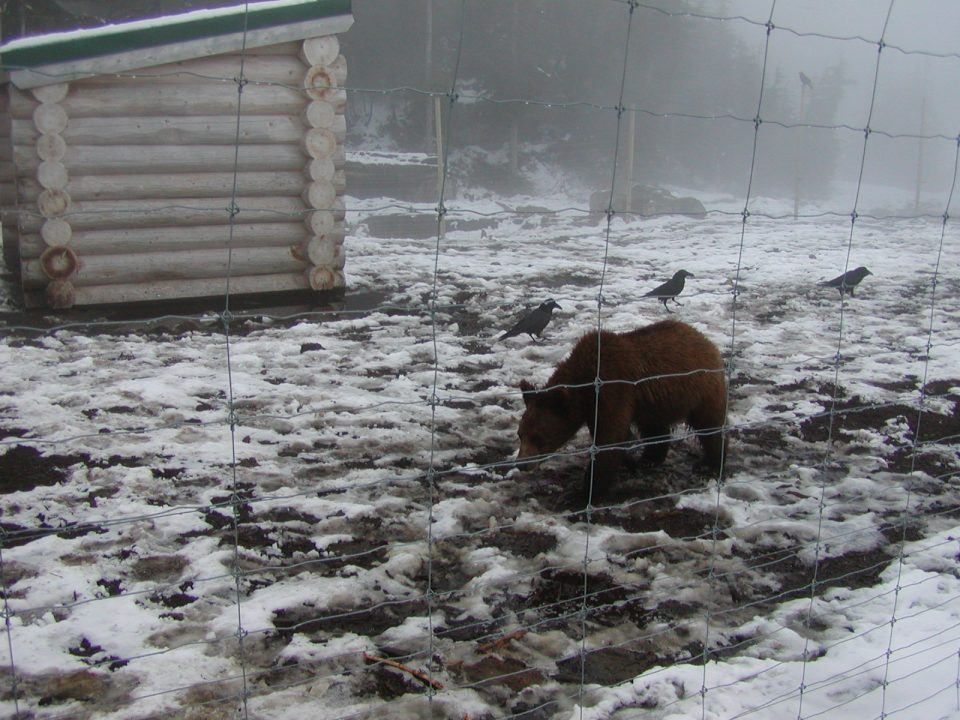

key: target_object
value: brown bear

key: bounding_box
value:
[516,319,727,502]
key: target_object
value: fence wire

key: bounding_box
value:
[0,1,958,719]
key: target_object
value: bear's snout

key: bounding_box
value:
[516,439,544,467]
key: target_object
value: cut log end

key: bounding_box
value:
[302,127,337,160]
[303,234,346,268]
[330,55,347,86]
[305,157,336,182]
[33,103,68,135]
[40,218,73,247]
[37,160,68,190]
[302,180,337,210]
[304,210,336,236]
[36,133,67,162]
[31,83,70,105]
[307,266,345,291]
[303,65,337,102]
[45,279,76,309]
[40,245,80,280]
[38,188,72,218]
[301,36,340,67]
[302,100,336,130]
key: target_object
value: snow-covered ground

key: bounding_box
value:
[1,177,959,719]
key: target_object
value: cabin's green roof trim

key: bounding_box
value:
[1,0,351,69]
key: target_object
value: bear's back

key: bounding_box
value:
[621,319,723,377]
[551,320,722,387]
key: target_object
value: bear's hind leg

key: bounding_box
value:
[639,422,671,466]
[689,408,726,472]
[696,432,725,472]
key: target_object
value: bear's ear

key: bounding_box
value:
[519,379,537,405]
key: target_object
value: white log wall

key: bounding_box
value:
[0,91,16,231]
[5,33,348,308]
[44,272,316,309]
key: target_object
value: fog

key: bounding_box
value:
[342,0,960,213]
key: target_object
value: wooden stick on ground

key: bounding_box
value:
[477,629,528,655]
[362,652,444,691]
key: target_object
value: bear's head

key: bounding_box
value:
[516,379,582,464]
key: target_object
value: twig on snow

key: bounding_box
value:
[362,652,444,690]
[477,629,528,654]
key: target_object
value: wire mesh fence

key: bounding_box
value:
[0,0,959,718]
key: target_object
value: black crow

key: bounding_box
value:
[644,270,694,312]
[499,299,561,341]
[818,266,872,297]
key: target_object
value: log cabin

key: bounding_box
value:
[0,0,353,308]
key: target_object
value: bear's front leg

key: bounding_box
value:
[580,446,628,505]
[580,403,633,504]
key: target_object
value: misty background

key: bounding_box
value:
[2,0,958,213]
[339,0,960,213]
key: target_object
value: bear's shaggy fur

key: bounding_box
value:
[516,319,727,501]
